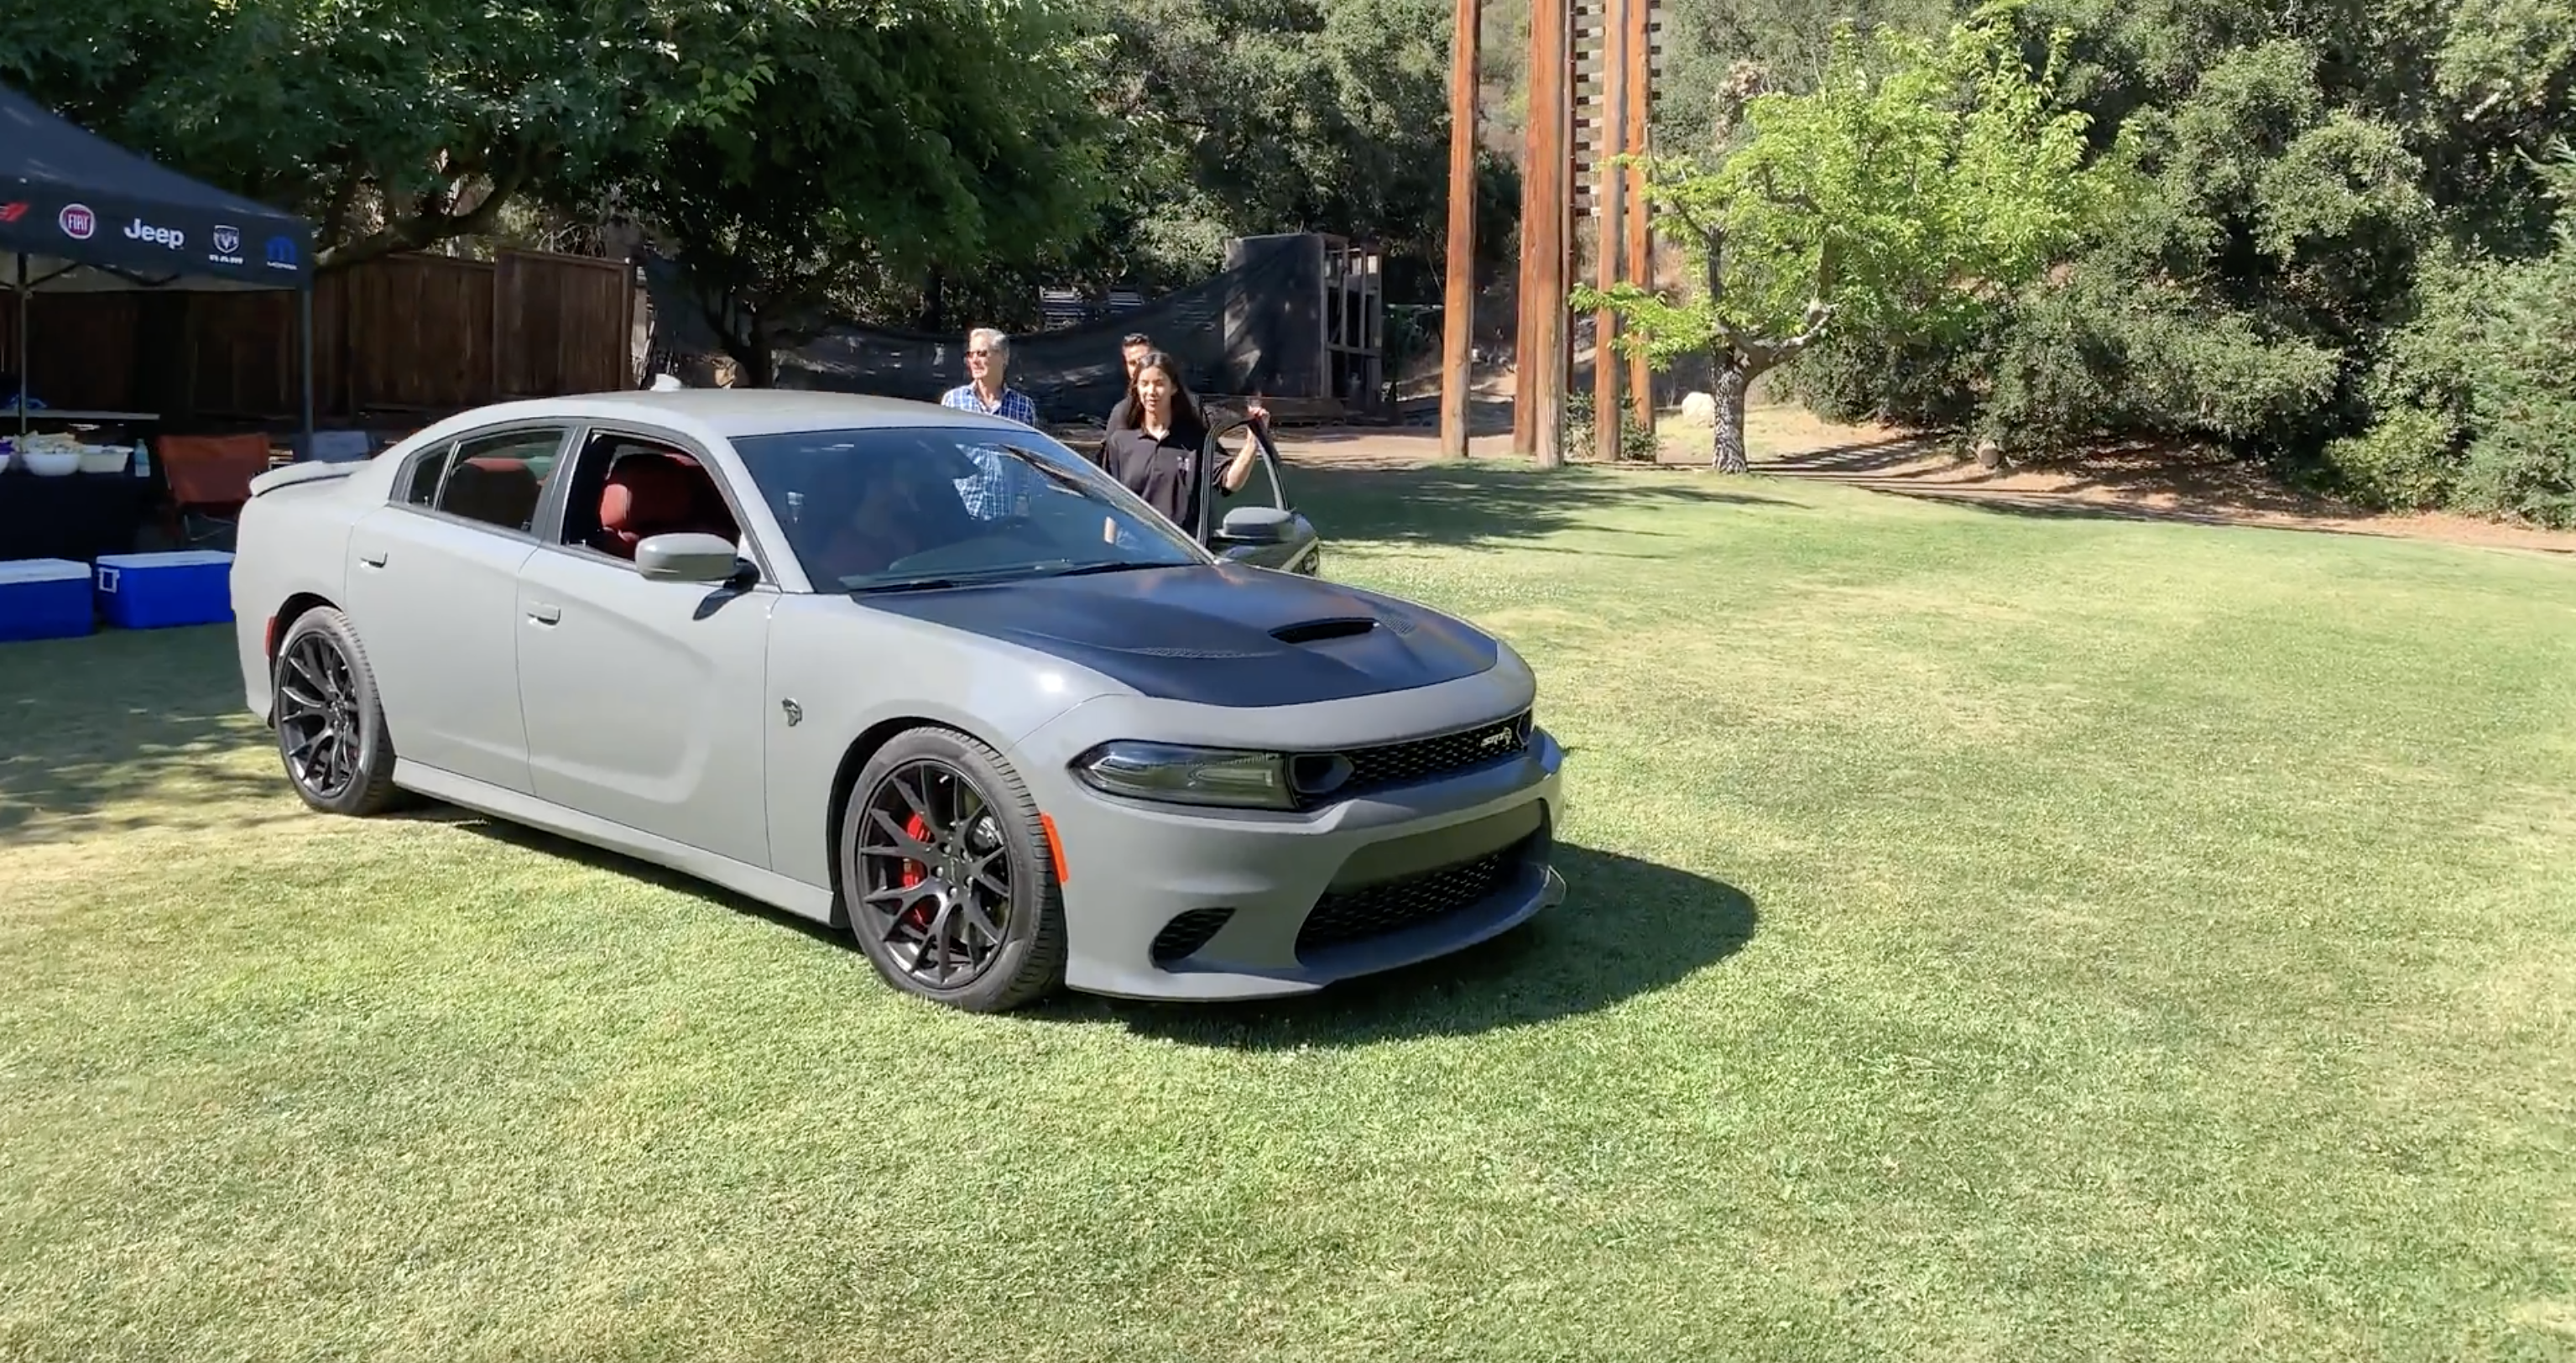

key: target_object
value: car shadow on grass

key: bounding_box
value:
[1285,463,1800,553]
[1043,843,1759,1045]
[422,816,1754,1040]
[399,807,863,946]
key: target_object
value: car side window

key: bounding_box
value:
[555,430,745,566]
[400,444,449,507]
[401,428,566,534]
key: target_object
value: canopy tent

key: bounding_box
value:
[1,81,315,438]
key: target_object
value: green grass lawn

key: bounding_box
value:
[3,465,2573,1361]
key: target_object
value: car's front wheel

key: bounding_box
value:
[838,726,1068,1012]
[271,606,402,817]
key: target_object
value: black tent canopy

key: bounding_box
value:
[1,81,315,438]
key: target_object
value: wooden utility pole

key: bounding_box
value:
[1438,0,1481,462]
[1622,0,1655,435]
[1590,0,1630,463]
[1516,0,1572,468]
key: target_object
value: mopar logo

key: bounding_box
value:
[123,217,185,249]
[264,235,299,269]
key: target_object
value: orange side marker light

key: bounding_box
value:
[1038,812,1071,885]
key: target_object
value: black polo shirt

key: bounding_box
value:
[1093,416,1211,529]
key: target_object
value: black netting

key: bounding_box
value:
[640,234,1327,427]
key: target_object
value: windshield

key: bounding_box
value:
[729,425,1211,592]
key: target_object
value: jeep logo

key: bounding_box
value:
[123,217,185,250]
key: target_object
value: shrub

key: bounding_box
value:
[2320,405,2460,510]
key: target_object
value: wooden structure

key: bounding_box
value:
[1515,0,1574,466]
[1438,0,1481,459]
[1322,237,1386,408]
[1450,0,1658,464]
[1578,0,1661,461]
[0,247,637,430]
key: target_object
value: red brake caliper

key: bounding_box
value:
[898,812,935,929]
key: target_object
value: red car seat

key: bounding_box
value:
[594,452,738,559]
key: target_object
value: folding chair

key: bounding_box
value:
[156,433,275,551]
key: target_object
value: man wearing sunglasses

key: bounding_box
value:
[939,326,1041,520]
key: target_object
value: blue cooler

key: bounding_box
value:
[94,551,236,629]
[0,558,96,641]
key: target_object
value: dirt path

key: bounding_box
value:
[1269,405,2576,558]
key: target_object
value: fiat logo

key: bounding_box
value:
[59,204,96,239]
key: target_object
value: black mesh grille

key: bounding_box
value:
[1150,907,1235,964]
[1333,709,1531,801]
[1296,838,1532,955]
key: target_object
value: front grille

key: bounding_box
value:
[1334,709,1531,800]
[1150,907,1234,964]
[1296,836,1532,955]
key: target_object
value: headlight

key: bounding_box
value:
[1072,740,1296,809]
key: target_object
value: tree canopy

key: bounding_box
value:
[0,0,767,268]
[1761,0,2576,522]
[621,0,1119,382]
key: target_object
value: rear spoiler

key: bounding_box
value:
[248,461,358,497]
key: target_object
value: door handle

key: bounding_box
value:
[357,550,387,568]
[529,603,561,625]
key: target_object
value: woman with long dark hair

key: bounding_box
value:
[1091,349,1258,530]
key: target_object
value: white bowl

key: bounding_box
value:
[77,445,130,475]
[18,446,81,477]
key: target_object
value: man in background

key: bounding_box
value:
[940,326,1040,519]
[943,326,1040,426]
[1106,331,1269,431]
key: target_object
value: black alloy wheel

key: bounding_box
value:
[272,607,401,816]
[840,727,1066,1011]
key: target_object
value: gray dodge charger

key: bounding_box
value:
[230,389,1567,1011]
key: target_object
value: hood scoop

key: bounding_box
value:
[1271,615,1379,645]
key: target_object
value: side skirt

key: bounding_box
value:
[393,760,839,924]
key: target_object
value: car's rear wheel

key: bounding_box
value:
[838,727,1067,1012]
[272,607,402,817]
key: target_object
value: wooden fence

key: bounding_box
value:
[1,248,637,431]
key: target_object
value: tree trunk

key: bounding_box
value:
[1710,354,1749,474]
[736,340,777,389]
[721,317,776,388]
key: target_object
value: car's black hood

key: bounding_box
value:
[853,563,1500,707]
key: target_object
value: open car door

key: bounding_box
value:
[1196,416,1322,576]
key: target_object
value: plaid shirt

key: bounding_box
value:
[941,383,1041,520]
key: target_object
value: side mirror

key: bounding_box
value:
[635,531,745,583]
[1216,504,1291,546]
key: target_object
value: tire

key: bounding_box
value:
[837,726,1067,1012]
[271,607,404,817]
